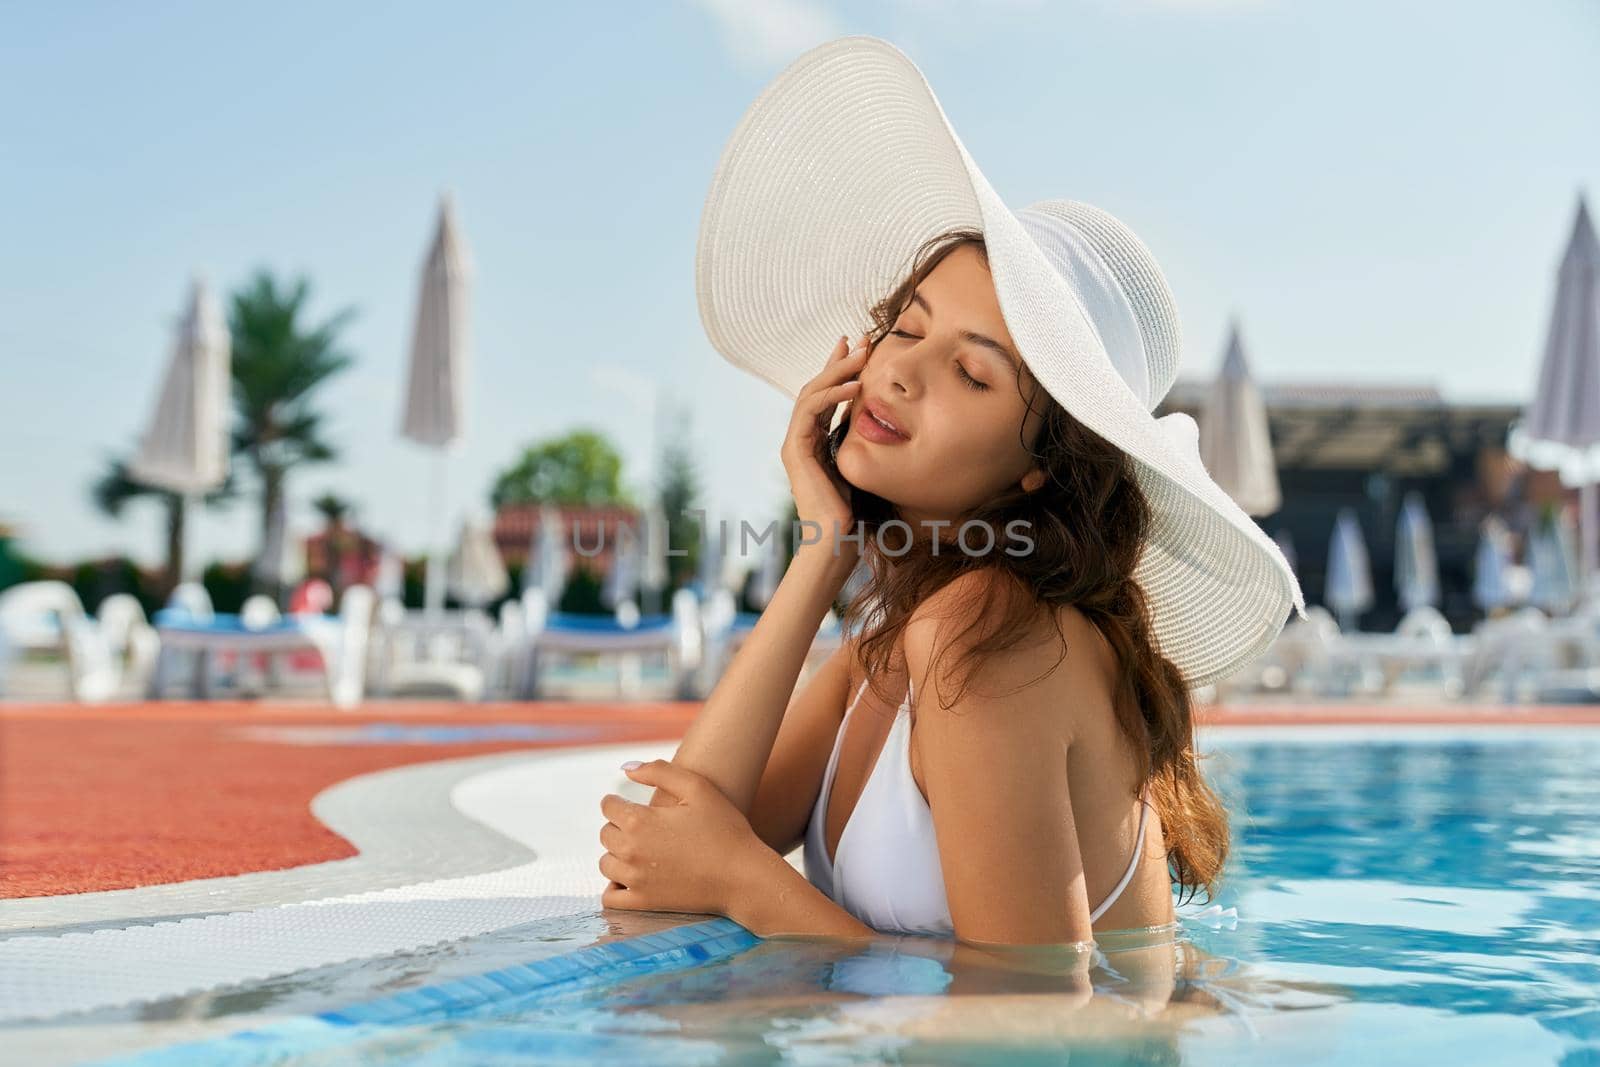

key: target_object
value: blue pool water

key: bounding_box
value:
[40,728,1600,1065]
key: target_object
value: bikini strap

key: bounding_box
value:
[847,676,870,715]
[1088,793,1151,924]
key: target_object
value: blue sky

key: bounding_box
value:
[2,0,1596,567]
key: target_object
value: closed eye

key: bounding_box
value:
[889,329,989,392]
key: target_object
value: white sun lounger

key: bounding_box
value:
[517,588,703,700]
[151,585,375,707]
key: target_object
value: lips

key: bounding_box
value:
[862,399,909,439]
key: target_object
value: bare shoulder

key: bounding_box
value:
[904,569,1116,736]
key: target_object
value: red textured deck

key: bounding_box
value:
[2,700,1595,900]
[0,701,696,899]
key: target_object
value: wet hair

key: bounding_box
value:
[821,228,1228,902]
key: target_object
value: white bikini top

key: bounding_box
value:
[802,676,1151,936]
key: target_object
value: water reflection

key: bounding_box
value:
[18,733,1600,1066]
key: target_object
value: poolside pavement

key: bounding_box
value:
[1,696,1596,1027]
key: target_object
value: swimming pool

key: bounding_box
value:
[9,726,1598,1066]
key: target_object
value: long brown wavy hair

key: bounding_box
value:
[822,228,1228,904]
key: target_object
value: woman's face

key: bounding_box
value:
[837,244,1048,542]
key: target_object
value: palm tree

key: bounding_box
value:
[92,455,234,595]
[312,492,354,594]
[228,270,356,566]
[312,492,352,529]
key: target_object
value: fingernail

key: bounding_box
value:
[621,760,643,771]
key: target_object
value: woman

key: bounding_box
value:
[597,36,1302,955]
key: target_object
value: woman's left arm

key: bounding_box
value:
[600,757,874,939]
[724,844,877,940]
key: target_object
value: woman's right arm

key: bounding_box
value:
[648,331,870,816]
[650,541,858,816]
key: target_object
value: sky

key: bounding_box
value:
[1,0,1596,569]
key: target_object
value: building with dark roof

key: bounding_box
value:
[1157,380,1533,633]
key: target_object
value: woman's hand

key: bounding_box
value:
[598,759,772,918]
[781,332,869,558]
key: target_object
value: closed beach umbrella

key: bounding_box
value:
[838,556,877,634]
[642,499,670,608]
[1273,527,1299,580]
[601,518,641,612]
[1198,318,1281,517]
[131,277,232,495]
[1394,491,1441,611]
[523,504,569,604]
[1528,509,1578,614]
[750,527,786,610]
[446,515,508,609]
[1514,193,1600,583]
[1324,508,1373,631]
[130,277,231,579]
[696,516,727,596]
[1472,515,1516,613]
[374,544,404,601]
[253,494,304,596]
[399,192,473,614]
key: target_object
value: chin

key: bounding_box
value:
[837,443,910,507]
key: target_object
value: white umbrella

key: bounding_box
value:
[399,192,473,615]
[1512,193,1600,585]
[129,276,232,580]
[1272,527,1299,580]
[750,527,786,609]
[1198,318,1281,517]
[642,499,670,612]
[253,494,304,596]
[719,519,754,594]
[1472,515,1516,613]
[1394,491,1440,612]
[696,515,727,596]
[374,544,405,601]
[601,518,642,612]
[837,556,878,635]
[1324,507,1373,631]
[446,514,508,609]
[522,504,569,604]
[1528,508,1578,614]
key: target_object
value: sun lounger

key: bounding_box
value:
[518,588,702,699]
[367,600,495,702]
[0,581,160,702]
[151,585,374,707]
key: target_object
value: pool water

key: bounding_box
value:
[25,728,1600,1065]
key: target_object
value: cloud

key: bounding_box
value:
[690,0,844,71]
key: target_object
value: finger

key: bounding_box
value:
[598,850,633,885]
[818,388,856,422]
[602,880,643,911]
[599,820,625,854]
[803,342,869,396]
[599,792,647,827]
[789,382,863,449]
[805,380,862,417]
[620,758,708,804]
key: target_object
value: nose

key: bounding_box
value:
[870,333,923,400]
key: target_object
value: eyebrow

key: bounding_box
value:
[908,290,1021,374]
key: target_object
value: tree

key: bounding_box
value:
[228,270,356,574]
[656,404,703,592]
[312,492,355,594]
[91,454,234,596]
[312,492,352,528]
[489,429,631,508]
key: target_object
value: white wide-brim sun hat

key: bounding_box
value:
[694,34,1306,690]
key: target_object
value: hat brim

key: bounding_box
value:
[695,35,1305,689]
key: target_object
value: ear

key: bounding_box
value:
[1020,467,1046,493]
